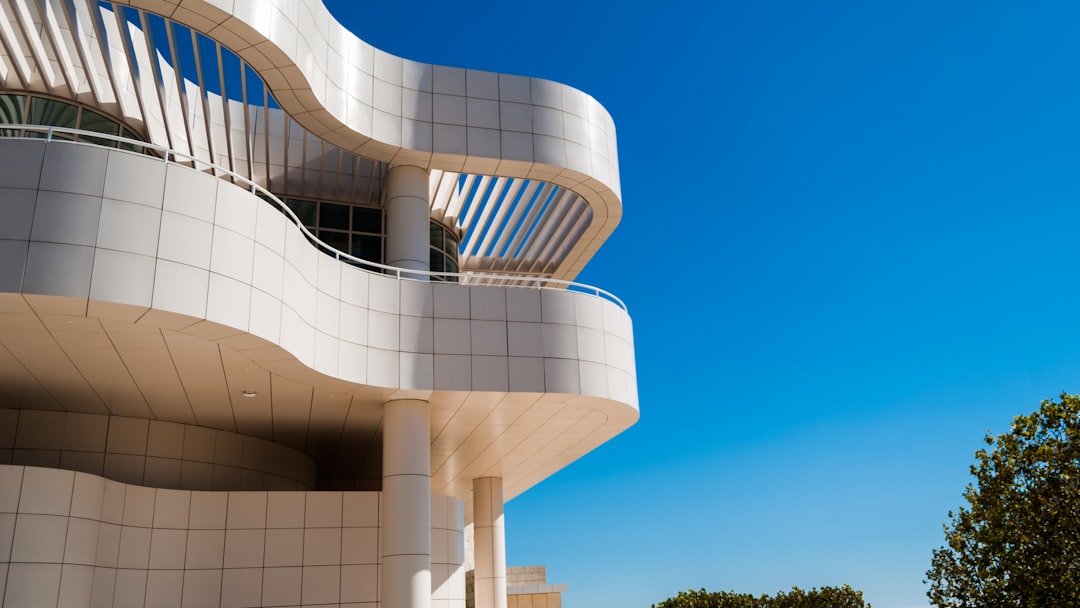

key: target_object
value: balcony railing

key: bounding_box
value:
[0,125,627,311]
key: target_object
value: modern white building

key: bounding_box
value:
[0,1,637,607]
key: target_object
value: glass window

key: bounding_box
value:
[259,197,464,275]
[119,127,145,153]
[430,252,458,282]
[28,97,78,137]
[0,93,26,123]
[78,109,120,147]
[429,223,444,251]
[319,202,349,230]
[0,94,144,145]
[352,206,382,233]
[79,109,119,134]
[318,229,349,253]
[285,198,317,227]
[444,230,460,256]
[0,94,26,136]
[351,234,382,263]
[428,222,460,280]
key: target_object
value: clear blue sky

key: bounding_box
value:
[328,2,1080,606]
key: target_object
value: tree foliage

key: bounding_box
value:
[650,585,870,608]
[926,393,1080,607]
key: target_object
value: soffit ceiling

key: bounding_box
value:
[0,294,635,517]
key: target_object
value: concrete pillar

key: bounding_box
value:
[382,399,432,608]
[473,477,507,608]
[385,165,430,276]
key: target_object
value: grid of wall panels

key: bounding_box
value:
[0,465,466,608]
[0,410,316,491]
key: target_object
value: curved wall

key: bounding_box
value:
[0,138,638,407]
[0,464,465,608]
[0,410,316,491]
[141,0,623,280]
[183,0,622,197]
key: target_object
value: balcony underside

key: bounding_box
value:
[0,137,638,519]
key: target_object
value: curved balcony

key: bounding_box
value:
[0,131,638,503]
[0,0,622,281]
[0,463,464,607]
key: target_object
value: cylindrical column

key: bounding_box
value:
[382,399,432,608]
[385,165,430,276]
[473,477,507,608]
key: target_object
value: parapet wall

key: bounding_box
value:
[0,465,465,608]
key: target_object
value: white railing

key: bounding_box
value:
[1,125,627,310]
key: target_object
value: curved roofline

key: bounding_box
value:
[133,0,623,281]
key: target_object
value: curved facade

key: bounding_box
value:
[0,1,637,607]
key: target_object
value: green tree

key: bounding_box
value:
[769,586,870,608]
[926,393,1080,607]
[650,585,870,608]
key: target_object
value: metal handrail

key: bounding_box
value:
[1,124,628,311]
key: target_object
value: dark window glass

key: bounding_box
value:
[228,197,471,278]
[351,234,382,263]
[28,97,78,135]
[0,94,25,136]
[118,127,145,153]
[319,202,349,230]
[318,229,349,253]
[351,206,382,234]
[433,255,458,282]
[0,93,25,123]
[78,109,120,147]
[444,231,460,256]
[429,223,444,251]
[428,223,460,280]
[0,95,146,147]
[285,198,316,227]
[79,109,119,134]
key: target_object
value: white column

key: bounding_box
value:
[385,164,430,276]
[473,477,507,608]
[382,399,432,608]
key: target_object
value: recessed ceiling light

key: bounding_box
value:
[241,390,257,398]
